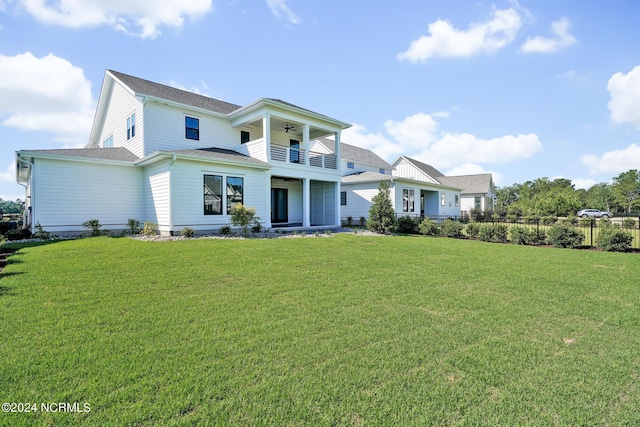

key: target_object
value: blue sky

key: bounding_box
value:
[1,0,640,201]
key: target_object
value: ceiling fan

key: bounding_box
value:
[282,123,297,133]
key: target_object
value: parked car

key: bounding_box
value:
[577,209,612,218]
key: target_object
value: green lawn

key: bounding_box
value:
[1,235,640,426]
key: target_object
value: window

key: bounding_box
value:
[441,193,446,206]
[241,130,250,144]
[474,196,481,209]
[347,162,354,169]
[403,189,415,212]
[340,191,347,206]
[204,175,223,215]
[379,168,385,174]
[226,177,244,214]
[290,139,300,163]
[186,117,199,140]
[455,195,459,207]
[127,113,136,140]
[103,135,113,148]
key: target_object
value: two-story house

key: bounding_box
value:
[15,70,351,235]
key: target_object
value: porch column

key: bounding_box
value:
[303,178,311,228]
[263,114,271,162]
[334,130,342,171]
[335,181,341,227]
[303,123,310,166]
[265,173,272,229]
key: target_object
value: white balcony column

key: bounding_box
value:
[303,123,310,166]
[334,130,342,171]
[303,178,311,228]
[263,114,271,162]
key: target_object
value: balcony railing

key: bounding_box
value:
[270,145,337,169]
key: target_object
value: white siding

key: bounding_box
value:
[144,102,241,155]
[340,183,387,221]
[171,159,268,232]
[392,158,439,184]
[100,82,144,158]
[32,158,142,232]
[143,160,171,231]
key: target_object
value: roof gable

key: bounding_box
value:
[316,138,392,169]
[438,174,494,195]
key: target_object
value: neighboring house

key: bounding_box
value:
[393,156,496,215]
[16,70,351,235]
[333,149,462,221]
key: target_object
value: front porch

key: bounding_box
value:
[269,176,339,229]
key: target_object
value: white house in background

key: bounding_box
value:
[393,156,496,215]
[313,141,463,221]
[16,70,351,235]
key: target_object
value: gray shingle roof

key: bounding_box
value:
[167,147,270,167]
[317,138,392,169]
[341,171,393,184]
[109,70,242,114]
[20,147,139,162]
[438,174,493,195]
[397,156,445,179]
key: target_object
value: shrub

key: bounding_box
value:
[562,216,578,226]
[0,221,11,235]
[142,221,158,236]
[579,217,595,227]
[547,223,584,248]
[506,214,519,223]
[82,219,107,237]
[596,223,633,252]
[32,222,52,240]
[465,222,480,238]
[5,228,32,241]
[180,227,195,238]
[359,217,366,227]
[440,219,464,238]
[529,229,547,246]
[127,218,141,235]
[542,216,558,226]
[477,224,508,243]
[367,182,396,235]
[418,217,438,236]
[219,225,231,235]
[469,207,484,222]
[229,204,259,237]
[397,216,419,234]
[510,226,529,245]
[251,220,262,233]
[524,215,539,225]
[346,216,353,226]
[622,218,637,229]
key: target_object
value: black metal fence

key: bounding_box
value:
[342,214,640,249]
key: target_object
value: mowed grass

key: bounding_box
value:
[1,235,640,426]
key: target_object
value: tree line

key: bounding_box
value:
[495,169,640,218]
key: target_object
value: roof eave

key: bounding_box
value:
[135,151,272,169]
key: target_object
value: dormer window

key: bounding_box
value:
[186,117,199,140]
[347,162,354,169]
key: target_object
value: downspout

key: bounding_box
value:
[169,154,177,235]
[16,156,35,231]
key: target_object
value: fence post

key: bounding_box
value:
[590,220,594,247]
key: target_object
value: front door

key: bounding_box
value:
[271,188,288,223]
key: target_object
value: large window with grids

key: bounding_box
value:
[403,189,415,212]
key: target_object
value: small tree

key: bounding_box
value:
[230,204,259,236]
[367,181,396,234]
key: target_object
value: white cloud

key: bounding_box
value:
[607,66,640,130]
[582,143,640,174]
[445,163,503,185]
[16,0,212,38]
[0,52,95,143]
[520,17,577,53]
[265,0,300,25]
[0,162,15,183]
[344,112,543,176]
[397,8,521,62]
[167,80,211,97]
[572,178,597,190]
